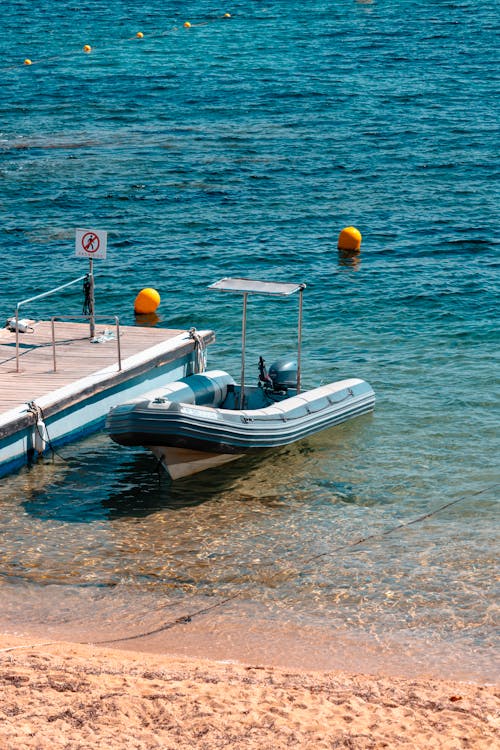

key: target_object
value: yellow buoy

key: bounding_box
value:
[24,58,32,65]
[223,13,231,18]
[183,21,191,28]
[83,44,92,53]
[134,288,161,315]
[136,31,144,38]
[338,226,362,251]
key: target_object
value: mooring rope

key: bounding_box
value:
[92,482,498,646]
[82,274,92,317]
[26,401,68,464]
[188,327,207,373]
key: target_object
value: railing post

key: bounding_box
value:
[115,316,122,371]
[15,307,20,373]
[51,317,57,372]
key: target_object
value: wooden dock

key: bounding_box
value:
[0,320,214,477]
[0,320,187,411]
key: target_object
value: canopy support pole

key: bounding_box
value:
[239,292,248,409]
[297,284,304,394]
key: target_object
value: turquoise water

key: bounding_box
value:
[0,1,498,680]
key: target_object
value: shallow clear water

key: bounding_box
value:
[0,1,498,680]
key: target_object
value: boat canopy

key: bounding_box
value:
[208,277,305,296]
[208,277,306,405]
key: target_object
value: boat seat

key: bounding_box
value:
[186,370,236,407]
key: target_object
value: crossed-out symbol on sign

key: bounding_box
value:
[81,232,100,254]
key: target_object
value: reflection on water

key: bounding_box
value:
[337,248,361,270]
[103,450,280,516]
[133,312,162,327]
[0,418,497,681]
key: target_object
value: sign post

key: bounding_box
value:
[75,228,107,338]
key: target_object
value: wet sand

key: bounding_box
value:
[0,635,498,749]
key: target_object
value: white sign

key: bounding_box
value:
[75,227,107,259]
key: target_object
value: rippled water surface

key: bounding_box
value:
[0,1,498,680]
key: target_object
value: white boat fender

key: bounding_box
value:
[6,317,34,333]
[27,401,49,455]
[33,418,49,454]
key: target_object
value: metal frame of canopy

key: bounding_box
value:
[208,277,307,408]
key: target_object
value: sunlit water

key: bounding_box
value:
[0,1,498,680]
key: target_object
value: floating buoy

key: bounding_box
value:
[136,31,144,38]
[183,21,191,28]
[223,13,231,18]
[134,288,161,315]
[24,58,32,65]
[338,226,362,251]
[83,44,92,53]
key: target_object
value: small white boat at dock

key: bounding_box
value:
[106,278,375,479]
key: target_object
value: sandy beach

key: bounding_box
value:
[0,635,497,749]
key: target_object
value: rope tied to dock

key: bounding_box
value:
[189,328,207,373]
[26,401,43,423]
[26,401,67,464]
[82,274,92,316]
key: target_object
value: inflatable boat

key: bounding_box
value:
[106,278,375,479]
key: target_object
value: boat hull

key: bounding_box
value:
[151,445,243,480]
[107,373,375,479]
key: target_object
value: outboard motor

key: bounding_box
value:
[268,357,298,392]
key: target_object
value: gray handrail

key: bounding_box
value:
[14,275,88,372]
[15,276,88,312]
[50,315,122,373]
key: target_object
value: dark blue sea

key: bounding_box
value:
[0,1,498,680]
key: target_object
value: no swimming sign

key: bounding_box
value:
[75,228,107,260]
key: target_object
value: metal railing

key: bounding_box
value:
[14,276,88,372]
[50,315,122,373]
[12,276,121,373]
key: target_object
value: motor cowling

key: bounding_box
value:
[268,357,298,391]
